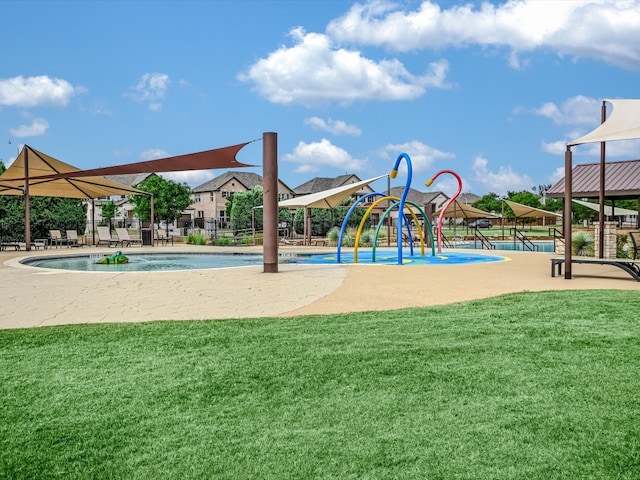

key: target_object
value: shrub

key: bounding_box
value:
[572,231,594,256]
[187,230,208,245]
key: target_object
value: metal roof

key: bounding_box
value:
[547,159,640,198]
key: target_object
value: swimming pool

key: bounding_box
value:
[21,250,508,272]
[23,253,265,272]
[452,240,556,252]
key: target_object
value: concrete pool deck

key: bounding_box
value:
[2,244,640,329]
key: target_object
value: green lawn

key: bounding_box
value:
[2,290,639,479]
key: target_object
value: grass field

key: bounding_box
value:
[2,290,639,479]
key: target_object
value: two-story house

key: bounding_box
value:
[191,171,294,230]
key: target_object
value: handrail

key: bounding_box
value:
[548,227,564,245]
[440,232,452,248]
[511,228,538,252]
[473,229,495,250]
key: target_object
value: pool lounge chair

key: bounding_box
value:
[115,228,143,247]
[0,238,21,251]
[66,230,83,247]
[97,226,120,247]
[155,229,173,246]
[49,229,69,248]
[630,231,640,260]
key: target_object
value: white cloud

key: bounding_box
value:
[472,155,533,195]
[126,73,170,110]
[541,139,567,155]
[139,148,169,160]
[0,75,84,107]
[304,116,362,136]
[282,138,365,173]
[327,1,640,70]
[529,95,600,126]
[9,118,49,137]
[163,170,214,188]
[549,167,565,185]
[380,140,455,175]
[535,96,640,157]
[238,27,449,106]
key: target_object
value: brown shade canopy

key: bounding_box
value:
[0,145,144,198]
[434,199,500,219]
[7,141,255,183]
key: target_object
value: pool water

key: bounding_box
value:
[22,250,508,272]
[24,253,265,272]
[453,240,555,252]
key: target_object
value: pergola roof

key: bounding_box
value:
[547,159,640,199]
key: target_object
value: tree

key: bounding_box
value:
[472,193,502,215]
[101,200,116,229]
[129,175,192,233]
[227,186,263,231]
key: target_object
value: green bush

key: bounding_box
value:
[572,231,594,256]
[187,230,208,245]
[214,236,233,246]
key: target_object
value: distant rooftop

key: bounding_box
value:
[547,159,640,198]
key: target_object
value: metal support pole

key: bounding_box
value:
[564,147,573,279]
[598,101,606,258]
[150,195,155,247]
[263,132,278,273]
[23,148,31,251]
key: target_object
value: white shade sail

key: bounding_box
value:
[434,199,500,219]
[572,199,638,217]
[568,99,640,146]
[278,175,387,209]
[505,200,561,219]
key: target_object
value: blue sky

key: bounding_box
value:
[1,0,639,197]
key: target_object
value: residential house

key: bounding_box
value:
[387,186,449,225]
[191,171,294,230]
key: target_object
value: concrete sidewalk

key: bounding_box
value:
[2,245,639,329]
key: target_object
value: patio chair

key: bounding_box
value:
[629,231,640,260]
[96,226,120,247]
[49,229,69,248]
[0,238,21,251]
[115,228,143,247]
[155,229,173,246]
[66,230,83,247]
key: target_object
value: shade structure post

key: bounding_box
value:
[91,199,96,245]
[150,195,155,247]
[598,101,606,258]
[564,147,573,279]
[263,132,278,273]
[23,148,31,251]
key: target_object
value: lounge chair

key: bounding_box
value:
[66,230,83,247]
[630,231,640,260]
[96,226,120,247]
[155,229,173,246]
[0,238,21,251]
[115,228,143,247]
[280,237,303,246]
[49,229,69,248]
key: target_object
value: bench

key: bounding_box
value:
[551,257,640,281]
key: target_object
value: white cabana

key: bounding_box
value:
[563,99,640,278]
[278,175,387,244]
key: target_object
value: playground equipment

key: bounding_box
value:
[96,251,129,264]
[425,170,463,254]
[336,152,458,265]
